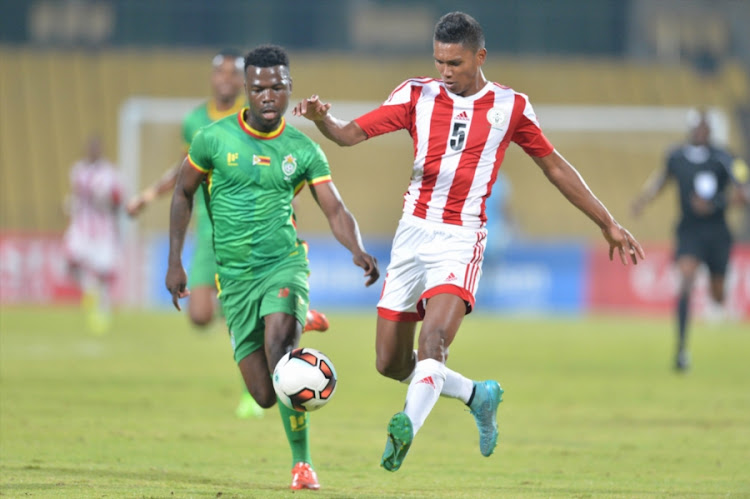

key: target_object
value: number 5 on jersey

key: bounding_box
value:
[450,121,467,151]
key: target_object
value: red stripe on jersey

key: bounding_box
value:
[511,96,554,157]
[442,92,496,224]
[463,231,485,294]
[478,93,527,226]
[413,87,453,219]
[408,85,422,157]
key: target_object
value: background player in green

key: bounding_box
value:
[128,48,246,327]
[127,48,328,419]
[166,44,380,491]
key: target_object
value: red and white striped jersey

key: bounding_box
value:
[355,78,554,228]
[66,159,124,243]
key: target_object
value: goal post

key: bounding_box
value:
[116,97,731,309]
[118,96,730,241]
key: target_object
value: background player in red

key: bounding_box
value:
[63,135,125,334]
[632,110,749,371]
[295,11,645,471]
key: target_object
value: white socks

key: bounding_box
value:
[403,358,446,436]
[441,368,474,404]
[400,350,474,404]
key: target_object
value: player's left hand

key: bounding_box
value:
[165,264,190,310]
[292,95,331,122]
[601,222,645,265]
[126,196,146,217]
[353,252,380,287]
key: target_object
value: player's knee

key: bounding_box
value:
[257,393,277,409]
[678,277,695,296]
[248,385,276,408]
[189,312,213,328]
[375,354,411,381]
[418,331,449,362]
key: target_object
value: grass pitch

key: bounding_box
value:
[1,307,749,498]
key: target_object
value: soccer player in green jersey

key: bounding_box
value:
[166,44,380,491]
[127,48,246,329]
[127,49,329,419]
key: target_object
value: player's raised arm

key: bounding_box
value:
[166,158,205,310]
[293,95,368,147]
[126,161,183,217]
[532,150,645,265]
[309,180,380,287]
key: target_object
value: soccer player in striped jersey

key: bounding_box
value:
[166,44,379,490]
[63,135,124,334]
[126,49,329,419]
[632,110,749,371]
[294,11,645,472]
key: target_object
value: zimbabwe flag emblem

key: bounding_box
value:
[252,155,271,166]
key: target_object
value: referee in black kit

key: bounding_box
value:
[632,109,749,371]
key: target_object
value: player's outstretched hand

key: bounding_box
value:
[126,196,146,217]
[292,95,331,122]
[601,222,645,265]
[165,264,190,310]
[353,252,380,287]
[126,188,156,218]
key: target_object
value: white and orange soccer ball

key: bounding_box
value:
[272,348,337,412]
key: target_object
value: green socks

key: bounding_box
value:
[277,398,312,467]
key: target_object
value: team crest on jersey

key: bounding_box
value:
[282,154,297,179]
[486,107,506,128]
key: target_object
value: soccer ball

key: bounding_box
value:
[272,348,338,412]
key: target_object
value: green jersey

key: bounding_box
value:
[187,109,332,280]
[182,98,245,238]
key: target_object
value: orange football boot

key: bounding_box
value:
[303,309,329,333]
[290,462,320,490]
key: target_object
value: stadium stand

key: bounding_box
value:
[0,47,746,241]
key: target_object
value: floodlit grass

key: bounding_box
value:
[1,306,749,498]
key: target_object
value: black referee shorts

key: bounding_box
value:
[675,223,732,276]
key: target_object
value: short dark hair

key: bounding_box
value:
[244,44,290,72]
[433,11,485,52]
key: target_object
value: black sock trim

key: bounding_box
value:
[466,385,477,407]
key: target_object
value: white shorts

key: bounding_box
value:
[377,214,487,322]
[64,227,118,277]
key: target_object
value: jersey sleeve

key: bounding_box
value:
[718,148,749,185]
[181,115,194,150]
[354,79,415,138]
[186,130,213,173]
[731,158,749,184]
[664,147,680,178]
[304,143,332,187]
[511,93,554,157]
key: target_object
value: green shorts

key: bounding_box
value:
[217,256,310,363]
[189,230,217,288]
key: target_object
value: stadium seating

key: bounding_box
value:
[0,47,746,241]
